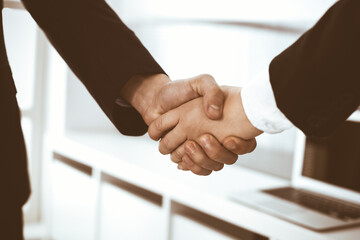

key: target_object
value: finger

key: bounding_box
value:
[182,154,212,176]
[169,144,190,170]
[159,126,187,155]
[177,162,190,171]
[171,144,186,164]
[197,134,238,165]
[155,74,224,120]
[191,74,225,120]
[222,136,257,155]
[148,110,179,141]
[184,140,224,171]
[170,144,190,171]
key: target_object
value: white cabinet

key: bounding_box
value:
[171,214,235,240]
[99,176,164,240]
[170,202,268,240]
[51,158,97,240]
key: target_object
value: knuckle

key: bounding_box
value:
[174,149,183,160]
[225,155,238,165]
[191,166,204,175]
[200,74,215,82]
[182,155,194,167]
[184,141,196,153]
[195,158,207,167]
[200,135,216,153]
[178,163,189,171]
[209,148,221,160]
[171,150,183,163]
[148,126,157,141]
[236,145,246,155]
[159,138,171,155]
[159,147,167,155]
[214,164,224,171]
[187,150,210,168]
[170,154,179,163]
[143,106,157,124]
[248,140,257,153]
[199,134,212,144]
[190,165,212,176]
[154,117,163,131]
[202,170,212,176]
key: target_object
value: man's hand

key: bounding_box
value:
[120,73,225,125]
[121,75,258,175]
[148,86,263,173]
[171,135,257,175]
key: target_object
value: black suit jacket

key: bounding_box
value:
[270,0,360,137]
[0,0,162,212]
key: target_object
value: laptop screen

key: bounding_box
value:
[302,121,360,193]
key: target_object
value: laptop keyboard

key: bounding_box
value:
[262,187,360,221]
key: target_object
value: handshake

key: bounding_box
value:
[121,73,263,176]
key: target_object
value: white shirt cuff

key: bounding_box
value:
[241,69,293,134]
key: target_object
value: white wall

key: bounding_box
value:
[65,0,336,179]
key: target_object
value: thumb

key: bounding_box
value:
[192,74,224,120]
[156,74,224,120]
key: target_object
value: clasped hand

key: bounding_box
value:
[121,74,261,176]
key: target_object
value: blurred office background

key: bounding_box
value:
[3,0,337,239]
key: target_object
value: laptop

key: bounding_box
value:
[232,110,360,231]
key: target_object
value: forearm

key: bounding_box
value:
[22,0,165,135]
[269,0,360,136]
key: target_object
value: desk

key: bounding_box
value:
[48,131,360,240]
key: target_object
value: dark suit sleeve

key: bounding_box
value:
[21,0,165,136]
[269,0,360,137]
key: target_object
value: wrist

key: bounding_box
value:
[120,73,170,123]
[222,86,263,140]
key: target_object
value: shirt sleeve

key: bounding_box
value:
[241,69,293,133]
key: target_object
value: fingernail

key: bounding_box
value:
[226,140,237,150]
[185,143,196,154]
[178,165,184,170]
[210,105,220,111]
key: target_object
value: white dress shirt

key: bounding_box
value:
[241,70,293,133]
